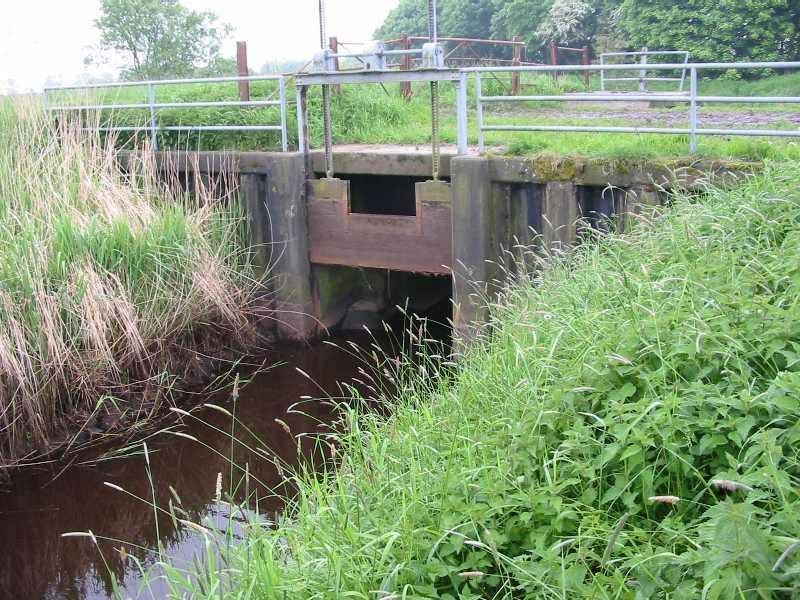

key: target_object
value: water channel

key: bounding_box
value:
[0,329,411,599]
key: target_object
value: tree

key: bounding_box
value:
[375,0,428,39]
[537,0,597,46]
[617,0,800,62]
[375,0,494,40]
[374,0,800,65]
[490,0,555,48]
[92,0,232,80]
[441,0,495,40]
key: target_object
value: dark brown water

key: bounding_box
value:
[0,336,385,600]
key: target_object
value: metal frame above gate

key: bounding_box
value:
[303,0,468,179]
[294,69,470,162]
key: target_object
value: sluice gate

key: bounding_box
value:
[149,148,753,341]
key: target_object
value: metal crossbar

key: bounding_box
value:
[600,50,690,92]
[466,61,800,153]
[44,74,289,151]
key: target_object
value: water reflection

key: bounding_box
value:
[0,337,378,600]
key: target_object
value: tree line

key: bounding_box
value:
[376,0,800,64]
[88,0,800,81]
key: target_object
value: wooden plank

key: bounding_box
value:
[307,179,452,274]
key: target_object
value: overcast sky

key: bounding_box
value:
[0,0,399,93]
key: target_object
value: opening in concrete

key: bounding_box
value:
[512,183,545,237]
[319,174,441,216]
[577,185,620,232]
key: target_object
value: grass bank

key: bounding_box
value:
[158,163,800,597]
[0,100,262,466]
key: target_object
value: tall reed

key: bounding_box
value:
[0,98,261,465]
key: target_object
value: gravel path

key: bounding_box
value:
[504,108,800,127]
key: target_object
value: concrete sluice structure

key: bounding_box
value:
[146,147,755,341]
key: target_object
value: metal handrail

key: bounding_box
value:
[42,74,285,91]
[599,50,690,92]
[41,60,800,157]
[467,61,800,153]
[44,74,289,151]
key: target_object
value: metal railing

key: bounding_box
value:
[466,61,800,153]
[600,50,690,92]
[44,74,289,151]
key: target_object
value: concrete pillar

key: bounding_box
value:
[508,183,544,268]
[542,181,578,252]
[620,185,662,231]
[451,156,500,341]
[242,153,317,340]
[239,173,270,275]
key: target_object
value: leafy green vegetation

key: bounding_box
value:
[377,0,800,64]
[157,162,800,598]
[91,0,233,80]
[0,98,259,465]
[699,70,800,97]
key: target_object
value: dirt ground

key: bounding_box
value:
[504,107,800,127]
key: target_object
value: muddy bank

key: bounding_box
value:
[0,303,274,473]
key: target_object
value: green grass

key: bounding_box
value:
[152,162,800,598]
[0,99,260,465]
[47,72,800,162]
[699,71,800,96]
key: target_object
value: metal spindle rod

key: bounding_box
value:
[319,0,334,177]
[476,73,485,153]
[296,86,306,154]
[456,73,468,154]
[278,78,288,152]
[689,67,698,153]
[147,84,158,151]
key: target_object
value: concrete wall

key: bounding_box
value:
[140,150,758,343]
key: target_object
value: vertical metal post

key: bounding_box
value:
[511,36,521,95]
[639,46,648,92]
[400,34,412,100]
[147,83,158,151]
[476,73,485,153]
[583,45,590,88]
[329,36,340,94]
[295,84,306,154]
[689,67,698,153]
[679,52,689,92]
[237,41,250,101]
[279,77,288,152]
[318,0,333,177]
[600,54,605,91]
[456,72,468,155]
